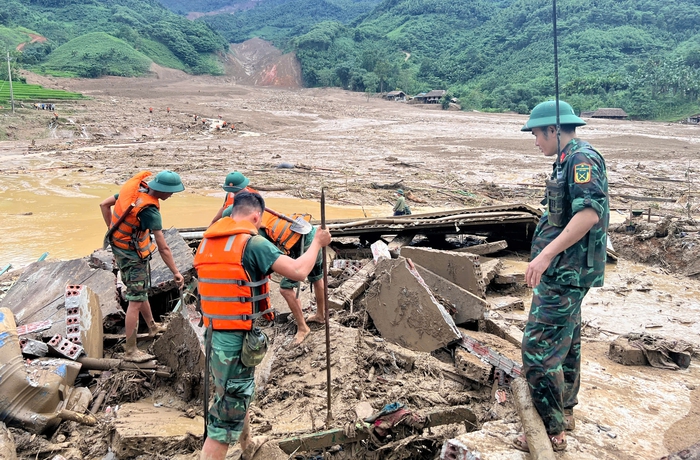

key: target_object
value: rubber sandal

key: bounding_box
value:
[512,434,529,452]
[550,435,568,452]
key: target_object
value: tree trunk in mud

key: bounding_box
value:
[511,377,556,460]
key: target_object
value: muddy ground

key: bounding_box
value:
[1,63,700,459]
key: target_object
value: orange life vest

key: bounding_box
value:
[109,171,160,259]
[222,186,259,208]
[194,218,273,331]
[261,211,312,254]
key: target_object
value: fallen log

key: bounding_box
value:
[277,406,476,454]
[511,378,556,460]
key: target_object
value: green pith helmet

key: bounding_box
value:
[222,171,250,193]
[396,189,404,196]
[521,100,586,132]
[148,170,185,193]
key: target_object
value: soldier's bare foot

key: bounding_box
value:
[147,321,167,338]
[293,327,311,346]
[305,314,324,325]
[241,436,269,460]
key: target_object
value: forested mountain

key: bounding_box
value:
[196,0,700,118]
[0,0,227,77]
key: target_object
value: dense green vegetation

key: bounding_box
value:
[201,0,381,45]
[210,0,700,118]
[0,81,85,102]
[0,0,227,76]
[42,33,152,77]
[157,0,245,15]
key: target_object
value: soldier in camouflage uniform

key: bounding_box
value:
[197,192,331,460]
[513,101,609,453]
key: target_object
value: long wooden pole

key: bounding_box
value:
[512,378,556,460]
[321,187,333,424]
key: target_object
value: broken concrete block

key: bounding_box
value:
[48,334,84,360]
[487,296,524,312]
[413,264,487,324]
[328,261,376,310]
[152,303,205,402]
[148,228,195,295]
[401,246,485,297]
[110,402,204,458]
[0,258,120,341]
[19,338,48,358]
[454,348,492,385]
[89,248,114,271]
[480,316,524,348]
[453,240,508,256]
[64,285,103,358]
[479,258,503,284]
[491,258,527,285]
[458,329,522,378]
[366,257,460,353]
[609,337,649,366]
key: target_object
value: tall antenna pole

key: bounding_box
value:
[6,52,15,114]
[552,0,561,163]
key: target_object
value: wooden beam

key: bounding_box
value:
[512,378,556,460]
[278,406,476,454]
[388,231,417,255]
[327,261,376,310]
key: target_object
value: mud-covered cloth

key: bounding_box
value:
[531,138,609,288]
[206,330,255,444]
[112,245,150,302]
[627,332,693,370]
[522,279,587,434]
[277,227,323,289]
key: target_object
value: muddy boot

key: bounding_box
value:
[564,408,575,431]
[147,321,167,338]
[123,332,155,363]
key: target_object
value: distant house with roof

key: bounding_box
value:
[424,90,446,104]
[385,91,406,101]
[591,108,628,120]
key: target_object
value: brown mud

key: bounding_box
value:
[1,59,700,459]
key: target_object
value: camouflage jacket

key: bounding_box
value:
[531,138,609,288]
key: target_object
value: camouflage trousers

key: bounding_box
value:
[112,245,150,302]
[522,278,589,435]
[206,330,255,444]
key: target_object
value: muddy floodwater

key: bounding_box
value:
[0,173,383,267]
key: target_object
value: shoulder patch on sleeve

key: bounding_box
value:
[574,163,592,184]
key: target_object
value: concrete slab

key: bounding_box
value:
[479,258,503,284]
[480,315,524,348]
[413,264,487,324]
[109,402,204,458]
[0,258,120,340]
[366,257,460,353]
[608,337,648,366]
[487,295,524,312]
[453,240,508,255]
[148,228,195,295]
[401,246,485,297]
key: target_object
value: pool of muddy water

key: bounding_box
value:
[0,173,383,267]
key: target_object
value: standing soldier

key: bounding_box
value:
[99,170,186,362]
[392,189,411,216]
[149,107,153,113]
[210,172,258,225]
[195,191,331,460]
[513,100,609,453]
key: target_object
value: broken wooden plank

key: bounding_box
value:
[453,240,508,255]
[327,261,376,310]
[413,264,487,324]
[512,378,557,460]
[367,257,460,353]
[278,406,476,454]
[401,246,485,297]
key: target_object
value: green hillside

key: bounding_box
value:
[42,32,152,77]
[210,0,700,119]
[157,0,246,15]
[0,0,227,76]
[200,0,382,44]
